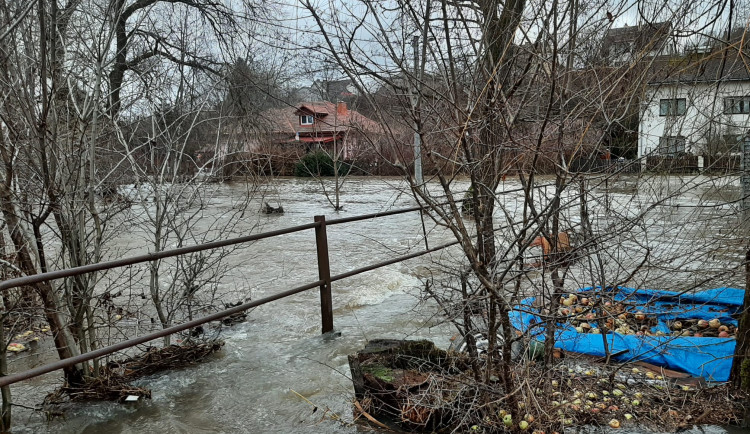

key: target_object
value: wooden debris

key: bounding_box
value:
[262,203,284,214]
[353,399,391,430]
[45,341,224,405]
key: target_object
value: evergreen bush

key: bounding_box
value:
[294,151,350,177]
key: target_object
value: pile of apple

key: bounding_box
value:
[668,318,736,338]
[555,293,611,335]
[555,293,736,338]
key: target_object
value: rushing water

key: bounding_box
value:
[11,177,459,433]
[7,176,750,433]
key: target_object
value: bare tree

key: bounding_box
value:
[301,0,749,429]
[0,0,268,427]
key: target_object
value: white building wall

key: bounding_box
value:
[639,81,750,159]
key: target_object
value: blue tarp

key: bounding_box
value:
[508,286,744,382]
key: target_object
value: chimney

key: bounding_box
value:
[336,101,347,116]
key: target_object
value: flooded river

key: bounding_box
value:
[7,176,750,433]
[11,177,459,433]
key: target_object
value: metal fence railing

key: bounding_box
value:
[0,208,459,387]
[0,183,556,388]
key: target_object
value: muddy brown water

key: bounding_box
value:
[7,176,750,433]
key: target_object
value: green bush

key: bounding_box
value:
[294,151,350,177]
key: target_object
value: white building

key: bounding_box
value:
[638,48,750,168]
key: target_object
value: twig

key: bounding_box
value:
[289,389,345,423]
[11,402,41,411]
[353,399,391,431]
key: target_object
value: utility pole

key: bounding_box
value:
[412,35,423,185]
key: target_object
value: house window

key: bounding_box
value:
[724,97,750,114]
[300,115,314,125]
[657,136,686,156]
[659,98,687,116]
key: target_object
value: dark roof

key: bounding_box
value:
[603,21,671,47]
[647,48,750,84]
[600,22,672,61]
[311,79,358,101]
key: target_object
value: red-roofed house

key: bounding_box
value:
[260,101,380,161]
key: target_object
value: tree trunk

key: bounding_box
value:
[730,248,750,426]
[731,248,750,390]
[543,177,565,368]
[0,318,10,433]
[0,183,84,385]
[108,0,128,116]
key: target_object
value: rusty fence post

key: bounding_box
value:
[314,215,334,334]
